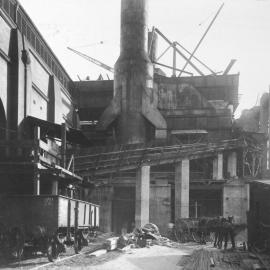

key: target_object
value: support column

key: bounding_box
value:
[175,159,190,220]
[135,165,150,228]
[61,123,67,169]
[213,153,223,180]
[33,125,40,195]
[33,170,40,195]
[223,181,250,225]
[52,180,58,195]
[227,152,237,178]
[103,186,113,232]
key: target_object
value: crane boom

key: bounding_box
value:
[67,47,114,73]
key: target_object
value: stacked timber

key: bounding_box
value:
[180,249,265,270]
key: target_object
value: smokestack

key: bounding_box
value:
[98,0,166,144]
[120,0,149,58]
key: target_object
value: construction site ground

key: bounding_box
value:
[1,234,269,270]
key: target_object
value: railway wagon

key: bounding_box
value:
[0,195,100,261]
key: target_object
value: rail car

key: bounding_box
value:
[0,195,100,261]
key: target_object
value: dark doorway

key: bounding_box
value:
[189,189,222,218]
[112,187,135,234]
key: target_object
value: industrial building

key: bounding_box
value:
[0,0,84,199]
[0,0,263,243]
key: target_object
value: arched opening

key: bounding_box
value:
[0,99,7,140]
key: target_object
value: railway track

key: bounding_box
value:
[0,241,105,270]
[30,246,101,270]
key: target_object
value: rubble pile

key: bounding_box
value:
[104,223,182,252]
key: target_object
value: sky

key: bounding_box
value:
[19,0,270,117]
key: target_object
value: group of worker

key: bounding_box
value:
[213,216,236,250]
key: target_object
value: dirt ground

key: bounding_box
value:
[0,238,266,270]
[44,244,194,270]
[0,234,109,270]
[0,240,207,270]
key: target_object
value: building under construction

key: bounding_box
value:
[0,0,265,241]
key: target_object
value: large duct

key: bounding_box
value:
[98,0,166,144]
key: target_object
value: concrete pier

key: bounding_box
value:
[213,153,223,180]
[135,165,150,227]
[33,170,40,195]
[227,152,237,178]
[52,180,58,195]
[175,159,190,219]
[223,181,250,224]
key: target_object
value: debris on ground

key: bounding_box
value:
[94,223,270,270]
[178,249,213,270]
[177,248,268,270]
[251,249,270,270]
[89,249,108,257]
[118,245,134,254]
[113,223,163,250]
[105,237,119,251]
[113,223,187,251]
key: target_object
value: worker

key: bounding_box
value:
[221,216,236,250]
[213,216,222,248]
[227,216,236,249]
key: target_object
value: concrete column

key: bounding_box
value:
[48,75,63,124]
[22,36,33,118]
[175,159,190,220]
[33,126,40,195]
[213,153,223,180]
[135,165,150,228]
[223,181,250,225]
[33,169,40,195]
[52,180,58,195]
[103,186,113,232]
[61,123,67,169]
[227,152,237,178]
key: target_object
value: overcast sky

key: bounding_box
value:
[19,0,270,117]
